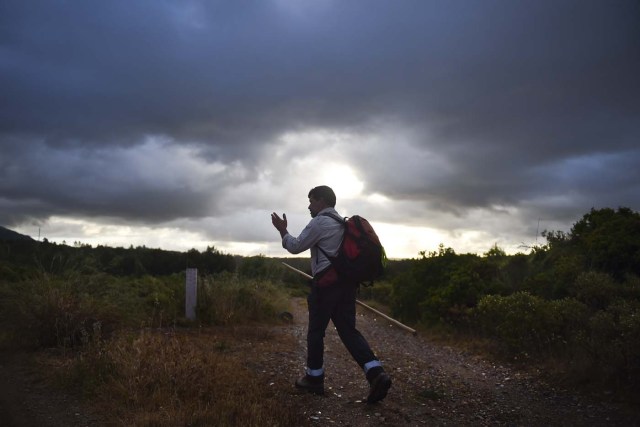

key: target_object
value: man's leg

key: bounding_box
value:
[331,283,392,403]
[306,285,334,371]
[330,283,378,366]
[299,285,332,393]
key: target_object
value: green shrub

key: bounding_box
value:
[196,273,289,325]
[545,297,590,356]
[476,292,550,355]
[475,292,589,357]
[0,262,27,282]
[358,281,392,304]
[238,255,282,280]
[0,273,121,349]
[475,290,640,388]
[0,272,187,349]
[571,271,618,310]
[587,300,640,384]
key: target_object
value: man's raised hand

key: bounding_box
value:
[271,212,288,237]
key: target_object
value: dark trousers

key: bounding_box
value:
[306,280,377,372]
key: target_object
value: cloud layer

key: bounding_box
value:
[2,0,639,257]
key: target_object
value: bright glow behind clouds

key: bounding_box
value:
[13,128,524,259]
[3,1,639,260]
[320,163,364,199]
[373,222,445,259]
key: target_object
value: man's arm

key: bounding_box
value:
[272,213,323,254]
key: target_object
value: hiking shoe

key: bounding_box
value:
[295,374,324,395]
[367,371,391,403]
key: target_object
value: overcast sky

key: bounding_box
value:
[2,0,639,259]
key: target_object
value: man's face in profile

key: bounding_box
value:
[308,196,325,218]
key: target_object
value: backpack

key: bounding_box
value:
[319,213,387,286]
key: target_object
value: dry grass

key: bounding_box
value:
[47,326,305,426]
[1,271,306,425]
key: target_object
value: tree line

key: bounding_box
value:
[0,239,235,279]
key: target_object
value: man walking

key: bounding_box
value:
[271,185,391,403]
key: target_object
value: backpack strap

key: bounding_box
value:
[320,212,347,224]
[316,212,347,262]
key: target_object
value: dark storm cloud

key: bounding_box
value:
[0,136,222,226]
[354,1,640,216]
[1,0,639,232]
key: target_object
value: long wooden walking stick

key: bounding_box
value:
[282,262,417,335]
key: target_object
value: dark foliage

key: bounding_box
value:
[386,207,640,392]
[0,239,235,278]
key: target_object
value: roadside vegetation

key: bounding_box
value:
[0,206,638,423]
[384,207,640,397]
[0,246,302,425]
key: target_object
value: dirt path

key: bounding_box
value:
[1,297,639,426]
[260,298,640,426]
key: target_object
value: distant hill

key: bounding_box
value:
[0,226,34,241]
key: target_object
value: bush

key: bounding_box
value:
[196,273,290,325]
[586,300,640,385]
[101,274,184,327]
[476,292,550,355]
[237,255,282,280]
[571,271,618,310]
[0,273,122,349]
[358,281,392,304]
[475,292,589,357]
[0,272,187,349]
[545,297,591,357]
[474,290,640,389]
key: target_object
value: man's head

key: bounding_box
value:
[308,185,336,217]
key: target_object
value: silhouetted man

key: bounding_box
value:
[271,185,391,403]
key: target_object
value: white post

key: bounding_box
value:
[185,268,198,321]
